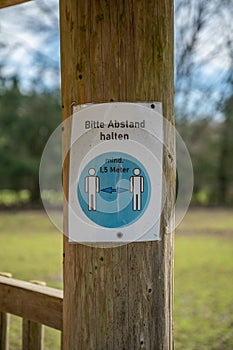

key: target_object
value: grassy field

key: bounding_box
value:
[0,208,232,349]
[175,209,233,350]
[0,211,62,350]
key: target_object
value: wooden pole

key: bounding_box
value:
[60,1,174,349]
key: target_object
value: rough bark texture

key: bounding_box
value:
[60,1,174,349]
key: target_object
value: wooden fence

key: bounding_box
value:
[0,274,63,350]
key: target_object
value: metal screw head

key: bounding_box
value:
[116,232,123,239]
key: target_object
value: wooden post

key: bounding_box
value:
[0,273,12,350]
[60,1,174,349]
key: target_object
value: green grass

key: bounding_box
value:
[0,209,232,349]
[175,208,233,349]
[0,211,62,288]
[177,207,233,233]
[0,211,62,350]
[175,235,233,349]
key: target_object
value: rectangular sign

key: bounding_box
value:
[68,102,163,244]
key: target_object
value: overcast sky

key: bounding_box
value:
[0,0,60,91]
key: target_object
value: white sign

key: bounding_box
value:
[68,102,164,243]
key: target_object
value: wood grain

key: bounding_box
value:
[60,0,175,349]
[22,319,44,350]
[22,281,46,350]
[0,312,9,350]
[0,277,63,331]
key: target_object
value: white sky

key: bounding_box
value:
[0,0,60,91]
[0,0,232,110]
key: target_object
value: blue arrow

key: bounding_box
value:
[101,186,128,194]
[116,187,128,193]
[101,187,116,194]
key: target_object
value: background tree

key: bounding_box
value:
[175,0,233,117]
[0,0,60,91]
[218,96,233,205]
[175,0,233,205]
[0,0,232,206]
[0,75,61,203]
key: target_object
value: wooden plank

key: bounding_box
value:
[60,0,174,349]
[0,0,31,9]
[0,313,9,350]
[0,277,63,331]
[22,281,46,350]
[0,273,12,350]
[22,319,44,350]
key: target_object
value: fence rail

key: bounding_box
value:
[0,275,63,350]
[0,1,31,10]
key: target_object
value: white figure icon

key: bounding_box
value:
[85,168,100,211]
[130,168,144,211]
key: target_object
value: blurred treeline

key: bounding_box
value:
[177,97,233,205]
[0,76,61,204]
[0,0,232,207]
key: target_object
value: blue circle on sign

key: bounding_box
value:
[77,152,151,228]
